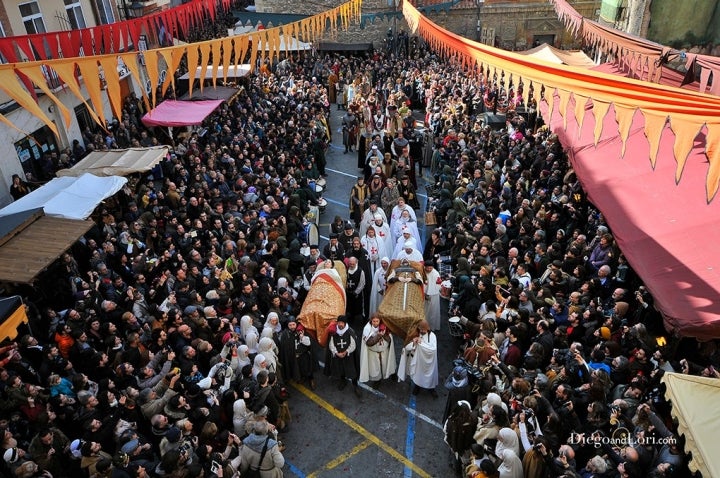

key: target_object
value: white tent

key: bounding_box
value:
[56,147,168,177]
[231,25,311,51]
[519,43,596,68]
[178,65,252,81]
[662,372,720,477]
[0,173,127,220]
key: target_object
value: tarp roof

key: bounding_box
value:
[402,1,720,339]
[543,94,720,339]
[0,173,127,220]
[177,86,242,102]
[141,99,224,127]
[178,65,251,81]
[56,147,168,177]
[316,41,374,52]
[662,372,720,478]
[519,43,596,67]
[0,210,93,284]
[232,11,309,26]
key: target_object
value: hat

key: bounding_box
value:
[336,315,348,324]
[599,327,612,340]
[374,214,383,220]
[165,426,181,443]
[70,439,83,458]
[184,305,198,315]
[329,233,339,239]
[371,145,378,150]
[120,439,139,454]
[344,223,353,230]
[424,260,434,267]
[404,241,413,249]
[113,452,130,468]
[482,392,508,414]
[3,447,19,463]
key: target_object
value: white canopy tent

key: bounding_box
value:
[178,65,252,81]
[662,372,720,478]
[56,147,168,177]
[518,43,596,68]
[231,25,311,51]
[0,173,127,220]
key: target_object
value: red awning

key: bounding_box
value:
[141,99,224,127]
[543,96,720,339]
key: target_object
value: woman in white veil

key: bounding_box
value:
[369,257,390,316]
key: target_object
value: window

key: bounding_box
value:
[64,0,86,30]
[19,1,46,35]
[94,0,116,25]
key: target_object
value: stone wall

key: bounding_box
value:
[256,0,600,50]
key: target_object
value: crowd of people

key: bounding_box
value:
[1,27,718,478]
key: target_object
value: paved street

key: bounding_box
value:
[278,109,462,477]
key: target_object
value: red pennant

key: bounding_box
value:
[15,38,35,61]
[15,69,39,102]
[101,24,112,54]
[69,29,82,57]
[28,34,47,60]
[111,24,122,53]
[81,29,94,56]
[46,34,60,59]
[126,20,139,50]
[0,38,18,63]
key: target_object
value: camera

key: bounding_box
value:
[179,443,191,455]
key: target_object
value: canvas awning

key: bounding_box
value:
[177,86,242,102]
[662,372,720,478]
[519,43,595,67]
[316,41,374,52]
[543,93,720,339]
[56,146,168,177]
[0,173,127,220]
[0,209,93,284]
[178,65,251,81]
[0,296,28,342]
[142,99,224,127]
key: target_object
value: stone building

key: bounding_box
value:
[255,0,602,50]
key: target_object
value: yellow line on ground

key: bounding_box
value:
[307,439,372,478]
[292,382,432,478]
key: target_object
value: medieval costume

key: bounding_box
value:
[359,316,397,385]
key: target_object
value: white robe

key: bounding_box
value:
[398,331,439,389]
[395,247,424,262]
[371,221,393,257]
[361,233,387,279]
[360,207,389,237]
[359,323,397,382]
[390,216,421,247]
[424,268,442,331]
[369,265,389,315]
[390,205,417,244]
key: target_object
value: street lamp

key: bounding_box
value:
[475,0,485,43]
[122,0,145,20]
